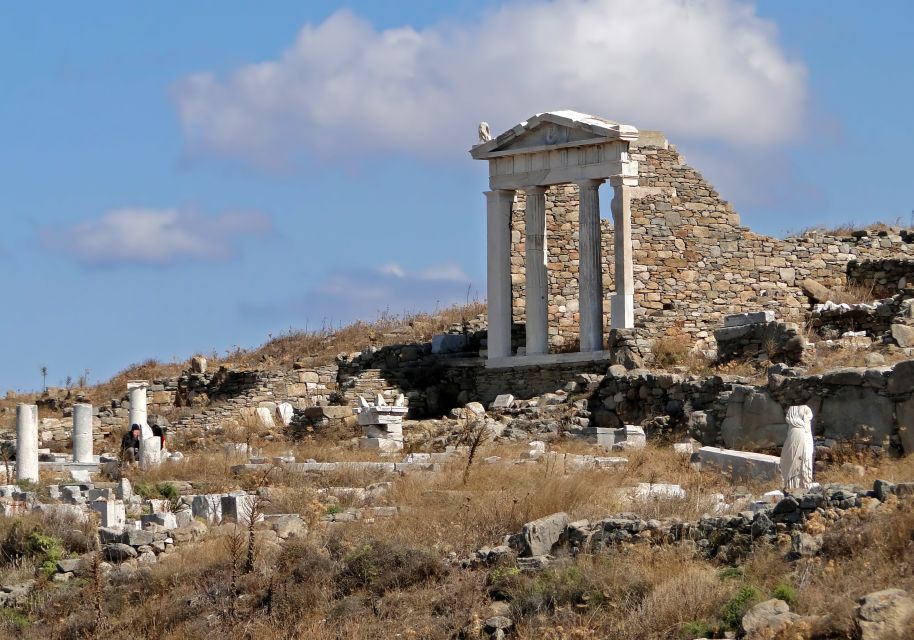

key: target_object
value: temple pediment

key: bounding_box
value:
[470,110,638,160]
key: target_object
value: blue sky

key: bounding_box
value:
[1,1,912,392]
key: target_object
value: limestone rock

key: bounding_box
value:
[801,278,835,303]
[742,599,800,639]
[891,323,914,348]
[190,356,207,374]
[103,543,138,562]
[522,512,569,556]
[855,589,914,640]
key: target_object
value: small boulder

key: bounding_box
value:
[742,599,799,639]
[522,512,569,557]
[855,588,914,640]
[103,543,138,562]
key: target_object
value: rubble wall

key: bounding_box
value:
[509,136,914,349]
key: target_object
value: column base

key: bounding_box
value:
[611,294,634,329]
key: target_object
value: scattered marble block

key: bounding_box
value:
[255,407,276,429]
[275,402,294,426]
[490,394,515,410]
[361,437,403,453]
[141,512,177,529]
[221,494,262,524]
[693,446,780,482]
[724,310,776,327]
[673,441,697,455]
[192,494,224,524]
[115,478,133,501]
[632,483,685,500]
[91,499,126,530]
[69,469,92,483]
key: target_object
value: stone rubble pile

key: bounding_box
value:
[464,480,914,570]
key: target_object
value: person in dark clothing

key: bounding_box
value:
[151,423,166,449]
[121,424,141,463]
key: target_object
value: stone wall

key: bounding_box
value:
[508,134,914,350]
[847,257,914,298]
[587,362,914,455]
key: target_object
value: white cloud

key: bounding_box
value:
[174,0,807,167]
[240,262,478,325]
[45,207,271,266]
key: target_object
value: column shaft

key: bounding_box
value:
[577,179,605,351]
[72,403,94,463]
[15,404,39,483]
[611,184,635,328]
[524,186,549,355]
[128,381,151,439]
[485,189,515,359]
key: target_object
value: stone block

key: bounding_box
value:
[721,386,786,450]
[522,512,569,556]
[724,311,775,327]
[431,333,468,354]
[221,494,262,524]
[103,543,137,562]
[192,494,223,524]
[490,394,515,410]
[819,386,893,445]
[360,437,403,452]
[141,512,177,529]
[693,446,780,482]
[69,469,92,483]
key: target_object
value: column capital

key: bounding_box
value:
[609,175,639,188]
[522,185,548,195]
[574,178,605,189]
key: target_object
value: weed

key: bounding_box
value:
[772,582,797,606]
[720,585,762,630]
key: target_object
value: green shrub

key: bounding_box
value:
[0,607,28,630]
[157,482,178,500]
[717,566,744,580]
[720,585,762,630]
[679,621,711,639]
[133,481,156,499]
[506,563,606,618]
[772,583,797,606]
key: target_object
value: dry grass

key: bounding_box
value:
[4,434,914,639]
[803,344,908,375]
[823,281,878,305]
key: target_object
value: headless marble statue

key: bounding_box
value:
[780,405,814,490]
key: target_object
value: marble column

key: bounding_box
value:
[127,381,152,439]
[140,437,162,470]
[577,179,605,351]
[72,403,93,463]
[485,189,515,359]
[524,186,549,355]
[15,404,39,483]
[611,183,635,329]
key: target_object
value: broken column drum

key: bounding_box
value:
[471,111,639,367]
[72,403,94,463]
[15,403,39,483]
